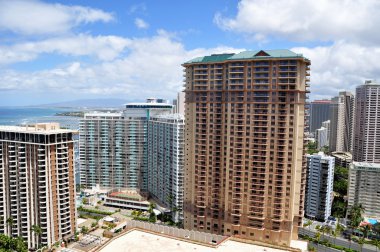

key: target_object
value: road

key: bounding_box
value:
[299,227,377,252]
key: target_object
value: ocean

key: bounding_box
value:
[0,107,81,129]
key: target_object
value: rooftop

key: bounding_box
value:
[184,49,306,64]
[0,123,75,134]
[99,230,290,252]
[352,162,380,169]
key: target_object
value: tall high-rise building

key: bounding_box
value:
[0,123,76,249]
[309,100,331,134]
[348,81,380,216]
[304,152,334,221]
[124,99,173,192]
[183,49,310,245]
[329,91,354,153]
[80,113,127,189]
[79,99,173,192]
[352,81,380,163]
[147,114,185,222]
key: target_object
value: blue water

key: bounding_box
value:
[0,107,80,130]
[368,219,378,225]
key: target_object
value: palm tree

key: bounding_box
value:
[304,219,313,231]
[349,204,365,228]
[358,236,365,252]
[31,224,42,249]
[371,239,380,252]
[6,217,14,236]
[315,232,321,250]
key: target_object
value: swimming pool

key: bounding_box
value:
[368,218,378,225]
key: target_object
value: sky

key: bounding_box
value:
[0,0,379,106]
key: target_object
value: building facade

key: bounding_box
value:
[0,123,76,249]
[147,114,185,222]
[310,100,331,134]
[348,162,380,217]
[79,113,127,189]
[348,81,380,217]
[123,99,173,192]
[183,50,310,246]
[305,153,335,221]
[329,91,354,153]
[352,81,380,163]
[331,152,352,168]
[315,126,328,150]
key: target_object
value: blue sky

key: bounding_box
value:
[0,0,379,106]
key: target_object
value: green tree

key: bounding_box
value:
[304,219,313,231]
[81,226,89,234]
[371,239,380,252]
[31,224,42,249]
[349,204,365,228]
[0,234,11,250]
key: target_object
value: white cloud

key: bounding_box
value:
[215,0,380,44]
[0,34,131,64]
[0,0,114,35]
[292,41,380,99]
[135,18,149,29]
[0,31,242,100]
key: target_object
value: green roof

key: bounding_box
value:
[184,49,305,64]
[185,53,234,64]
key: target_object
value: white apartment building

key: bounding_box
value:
[305,152,335,221]
[147,114,185,222]
[349,81,380,217]
[316,126,328,150]
[348,162,380,217]
[79,113,127,189]
[0,123,76,249]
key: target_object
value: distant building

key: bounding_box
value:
[123,99,173,192]
[305,152,335,221]
[315,120,330,150]
[310,100,331,134]
[329,91,354,152]
[348,162,380,217]
[147,114,185,222]
[352,81,380,163]
[331,151,352,168]
[349,80,380,217]
[79,113,127,189]
[173,92,185,115]
[0,123,76,249]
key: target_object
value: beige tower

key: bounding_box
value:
[183,50,310,246]
[0,123,76,249]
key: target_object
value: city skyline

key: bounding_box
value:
[1,0,380,106]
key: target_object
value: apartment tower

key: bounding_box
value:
[329,91,354,153]
[147,114,185,222]
[0,123,76,249]
[305,152,334,222]
[79,99,173,192]
[348,81,380,216]
[80,113,126,189]
[183,50,310,245]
